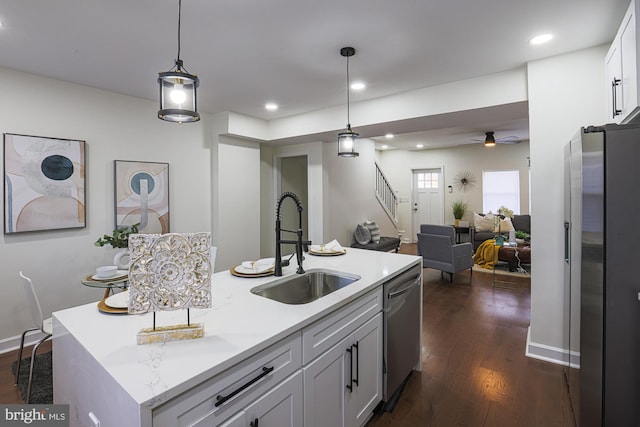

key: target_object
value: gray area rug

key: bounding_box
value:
[11,351,53,404]
[472,263,530,278]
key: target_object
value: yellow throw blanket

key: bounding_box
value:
[473,239,500,269]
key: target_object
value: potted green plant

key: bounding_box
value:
[452,200,468,226]
[95,223,140,269]
[94,223,140,248]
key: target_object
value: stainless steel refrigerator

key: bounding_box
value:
[564,124,640,426]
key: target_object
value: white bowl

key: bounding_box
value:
[96,265,118,278]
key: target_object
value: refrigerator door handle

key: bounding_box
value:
[564,221,570,263]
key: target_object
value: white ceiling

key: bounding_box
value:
[0,0,629,148]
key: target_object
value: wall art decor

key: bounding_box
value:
[4,133,86,233]
[114,160,169,234]
[453,169,476,192]
[128,232,212,314]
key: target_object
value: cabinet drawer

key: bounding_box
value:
[302,288,382,364]
[152,332,302,426]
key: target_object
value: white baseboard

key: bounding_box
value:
[525,326,580,368]
[0,331,50,355]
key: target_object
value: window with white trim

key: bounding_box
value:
[417,172,439,189]
[482,170,520,214]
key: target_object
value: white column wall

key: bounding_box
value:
[212,135,261,271]
[526,45,607,361]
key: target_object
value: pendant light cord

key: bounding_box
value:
[346,54,350,126]
[176,0,182,64]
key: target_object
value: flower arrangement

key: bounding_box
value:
[497,206,514,218]
[94,223,140,249]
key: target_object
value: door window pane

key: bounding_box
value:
[417,172,439,189]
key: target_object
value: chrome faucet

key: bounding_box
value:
[275,192,311,276]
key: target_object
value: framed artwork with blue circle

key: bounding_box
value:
[114,160,169,234]
[4,133,86,233]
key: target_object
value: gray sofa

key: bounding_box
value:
[350,236,400,252]
[471,214,531,250]
[417,224,473,282]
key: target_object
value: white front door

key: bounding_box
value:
[412,168,443,242]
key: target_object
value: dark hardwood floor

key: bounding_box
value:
[367,243,574,427]
[0,245,573,427]
[0,339,51,404]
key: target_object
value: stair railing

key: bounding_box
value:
[375,162,398,226]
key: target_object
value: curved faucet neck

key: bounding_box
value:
[276,192,303,220]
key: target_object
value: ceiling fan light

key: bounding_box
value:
[484,131,496,147]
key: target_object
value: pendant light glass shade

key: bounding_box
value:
[158,64,200,123]
[338,47,359,157]
[338,124,359,157]
[158,0,200,123]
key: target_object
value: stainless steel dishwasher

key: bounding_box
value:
[383,263,422,402]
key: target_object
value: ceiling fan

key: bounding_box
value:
[472,131,523,147]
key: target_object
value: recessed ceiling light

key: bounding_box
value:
[265,103,278,111]
[385,133,394,139]
[416,144,424,149]
[381,145,389,149]
[350,81,366,91]
[530,34,553,45]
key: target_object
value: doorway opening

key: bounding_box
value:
[278,155,309,239]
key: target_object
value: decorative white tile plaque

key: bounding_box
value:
[128,232,212,315]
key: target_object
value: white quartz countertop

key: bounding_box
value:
[53,248,421,408]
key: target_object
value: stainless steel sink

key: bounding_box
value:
[251,269,361,304]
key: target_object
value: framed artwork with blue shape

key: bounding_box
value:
[114,160,169,234]
[4,133,86,233]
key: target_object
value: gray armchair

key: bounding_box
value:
[417,224,473,282]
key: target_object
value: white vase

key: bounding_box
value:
[113,249,130,270]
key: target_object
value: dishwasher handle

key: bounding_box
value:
[388,275,421,299]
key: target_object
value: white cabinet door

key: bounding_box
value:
[606,0,639,124]
[155,333,302,427]
[345,313,383,427]
[620,3,637,121]
[303,338,348,427]
[606,41,623,123]
[218,411,246,427]
[244,371,303,427]
[303,313,383,427]
[216,371,303,427]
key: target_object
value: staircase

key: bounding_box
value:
[375,162,398,226]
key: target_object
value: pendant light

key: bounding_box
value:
[484,131,496,147]
[158,0,200,123]
[338,47,359,157]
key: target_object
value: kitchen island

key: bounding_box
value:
[53,248,421,426]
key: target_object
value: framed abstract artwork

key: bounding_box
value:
[4,133,86,233]
[114,160,169,234]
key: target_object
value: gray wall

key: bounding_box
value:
[378,141,530,241]
[0,67,212,351]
